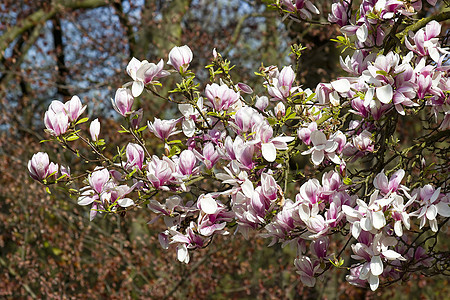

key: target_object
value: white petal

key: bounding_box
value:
[426,205,438,220]
[382,249,405,260]
[78,196,94,206]
[262,142,277,162]
[430,218,438,232]
[199,195,218,215]
[356,24,368,42]
[368,273,379,291]
[132,80,144,97]
[117,198,134,207]
[376,85,393,104]
[430,187,441,203]
[298,205,310,222]
[372,210,386,230]
[352,222,361,239]
[360,217,373,231]
[311,130,327,146]
[436,202,450,217]
[176,244,189,263]
[326,152,341,164]
[364,88,374,107]
[182,119,195,137]
[331,79,351,93]
[342,205,357,217]
[241,179,255,199]
[394,221,403,237]
[311,150,324,165]
[370,255,383,276]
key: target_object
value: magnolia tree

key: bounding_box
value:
[28,0,449,292]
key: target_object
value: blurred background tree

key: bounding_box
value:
[0,0,448,298]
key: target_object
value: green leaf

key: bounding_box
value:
[167,140,182,145]
[52,247,63,256]
[137,125,147,132]
[75,117,89,125]
[45,187,51,194]
[169,145,181,157]
[66,135,79,141]
[343,177,352,185]
[376,70,388,76]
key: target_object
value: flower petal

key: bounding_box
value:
[262,142,277,162]
[376,85,393,104]
[370,255,383,276]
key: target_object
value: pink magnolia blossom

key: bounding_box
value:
[126,143,145,170]
[373,169,405,195]
[28,152,50,181]
[328,1,349,26]
[147,155,177,190]
[168,45,193,73]
[177,149,197,176]
[112,88,134,116]
[126,57,169,97]
[88,168,110,194]
[205,83,240,111]
[44,102,69,136]
[148,118,179,141]
[64,95,86,122]
[255,122,295,162]
[294,256,320,287]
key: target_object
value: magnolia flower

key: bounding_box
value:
[89,118,100,141]
[88,168,110,194]
[351,232,406,291]
[267,66,297,101]
[255,95,269,111]
[297,122,317,145]
[178,97,204,137]
[64,95,86,122]
[255,122,295,162]
[412,186,450,232]
[205,83,240,111]
[147,155,177,190]
[148,118,179,141]
[126,57,169,97]
[328,0,348,26]
[294,256,320,287]
[373,169,405,195]
[126,143,145,170]
[28,152,50,181]
[301,130,341,165]
[44,103,69,136]
[112,88,134,116]
[177,149,197,176]
[168,45,193,73]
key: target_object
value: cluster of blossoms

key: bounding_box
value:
[30,0,449,292]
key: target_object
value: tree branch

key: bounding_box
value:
[396,9,450,41]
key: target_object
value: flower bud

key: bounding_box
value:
[89,118,100,141]
[168,45,193,73]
